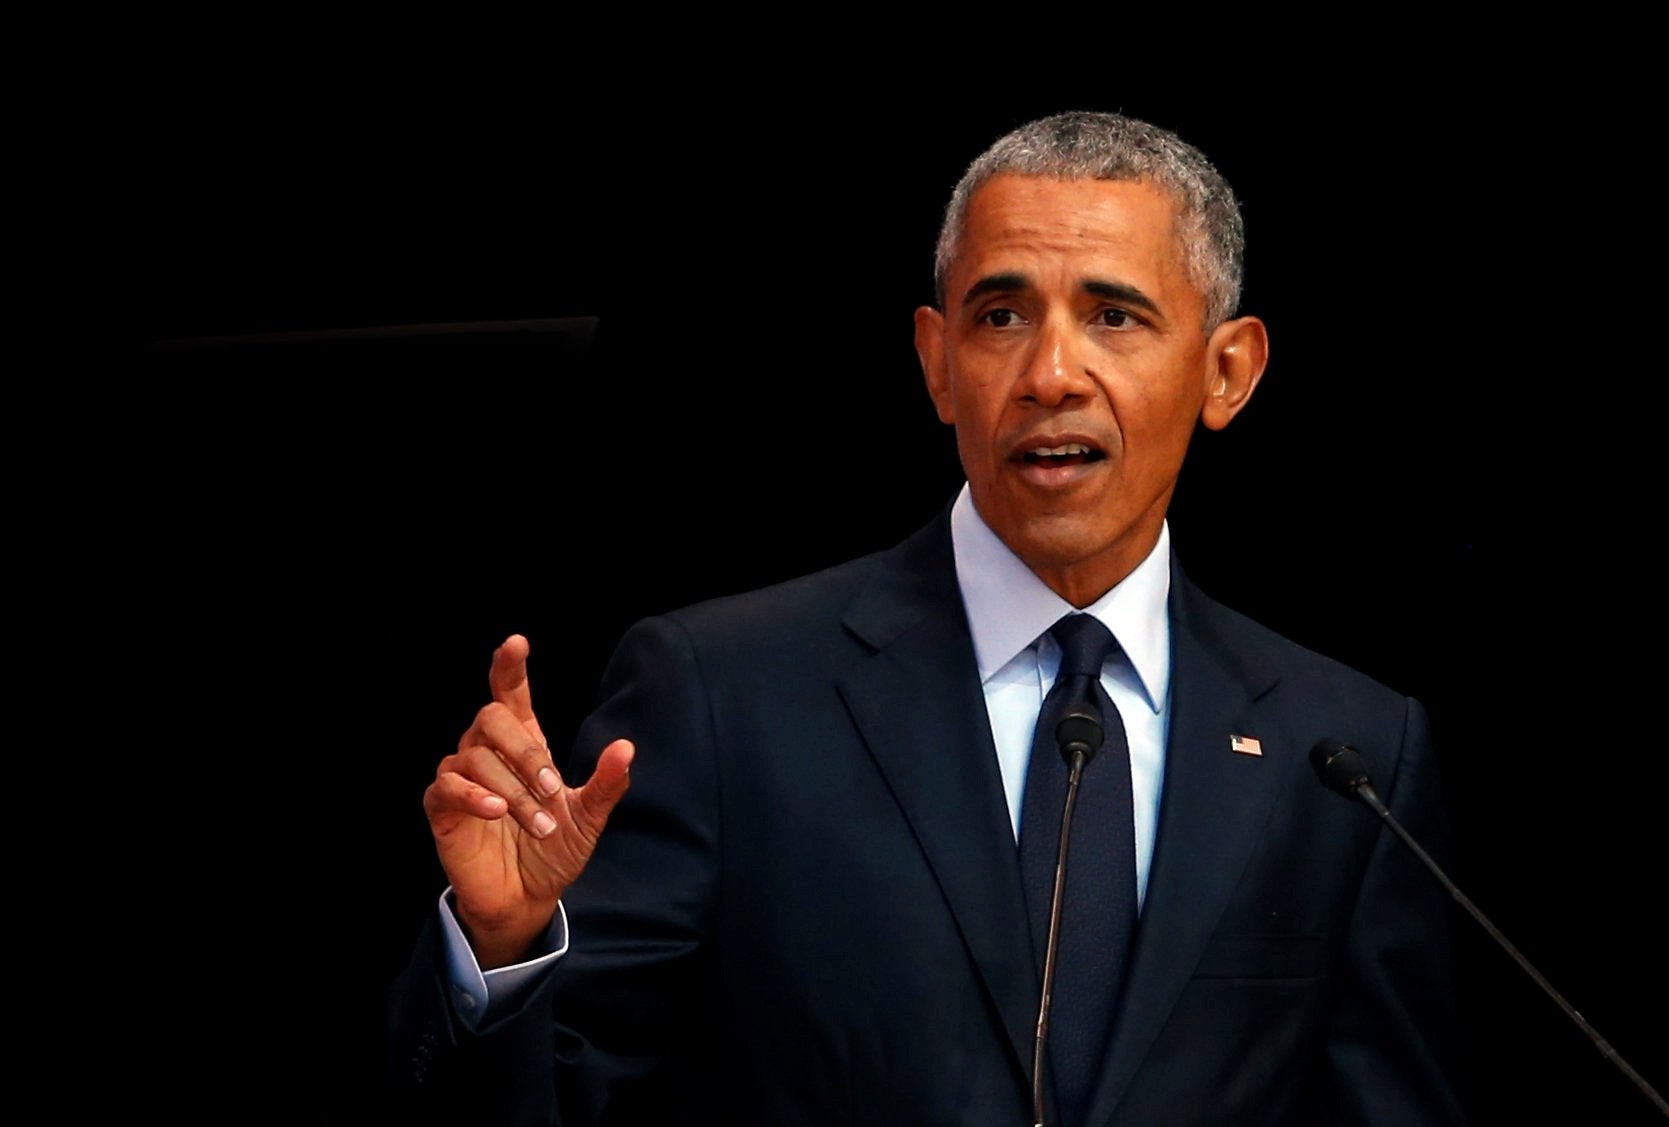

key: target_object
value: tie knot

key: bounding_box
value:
[1049,613,1117,679]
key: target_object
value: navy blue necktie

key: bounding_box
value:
[1019,613,1138,1127]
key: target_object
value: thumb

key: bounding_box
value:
[572,739,634,829]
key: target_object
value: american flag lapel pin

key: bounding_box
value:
[1230,734,1263,757]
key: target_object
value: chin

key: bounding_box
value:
[1007,523,1118,573]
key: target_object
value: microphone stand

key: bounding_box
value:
[1032,710,1103,1127]
[1311,740,1668,1119]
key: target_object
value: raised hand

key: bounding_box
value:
[424,634,634,968]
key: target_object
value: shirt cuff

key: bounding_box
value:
[437,889,569,1032]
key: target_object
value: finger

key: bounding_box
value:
[470,702,564,800]
[424,769,510,825]
[489,633,549,748]
[489,634,537,721]
[569,739,635,831]
[450,742,563,840]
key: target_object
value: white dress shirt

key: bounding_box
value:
[949,485,1171,909]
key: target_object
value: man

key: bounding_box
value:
[391,112,1463,1124]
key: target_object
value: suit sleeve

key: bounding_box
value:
[387,614,722,1126]
[1321,697,1467,1124]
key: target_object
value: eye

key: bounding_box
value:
[978,307,1024,329]
[1096,308,1138,329]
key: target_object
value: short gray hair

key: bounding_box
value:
[933,111,1245,329]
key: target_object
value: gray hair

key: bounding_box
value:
[933,111,1245,329]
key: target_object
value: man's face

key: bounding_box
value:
[915,174,1266,605]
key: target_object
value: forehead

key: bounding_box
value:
[949,174,1197,309]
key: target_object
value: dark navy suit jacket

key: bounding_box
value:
[390,512,1463,1125]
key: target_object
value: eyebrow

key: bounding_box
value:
[1083,280,1162,319]
[959,273,1164,320]
[961,273,1030,306]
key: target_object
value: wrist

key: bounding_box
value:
[455,899,559,970]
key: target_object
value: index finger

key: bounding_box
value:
[489,634,539,725]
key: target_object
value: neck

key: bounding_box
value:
[1021,526,1166,609]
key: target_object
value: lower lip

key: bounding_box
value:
[1012,456,1105,489]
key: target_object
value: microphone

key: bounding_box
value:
[1032,703,1105,1127]
[1310,739,1668,1118]
[1056,706,1104,767]
[1308,739,1379,805]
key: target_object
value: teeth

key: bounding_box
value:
[1029,443,1092,457]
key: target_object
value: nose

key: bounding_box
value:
[1016,317,1095,408]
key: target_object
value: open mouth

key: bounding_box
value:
[1020,442,1106,469]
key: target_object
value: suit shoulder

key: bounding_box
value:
[640,515,954,652]
[1181,575,1415,713]
[662,547,889,635]
[1178,575,1438,808]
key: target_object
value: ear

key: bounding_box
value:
[1200,315,1269,432]
[914,305,956,425]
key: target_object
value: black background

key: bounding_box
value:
[116,50,1664,1124]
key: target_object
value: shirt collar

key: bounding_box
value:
[949,484,1171,714]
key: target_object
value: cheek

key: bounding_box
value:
[950,382,1007,437]
[1106,398,1205,487]
[954,424,1000,478]
[1122,368,1208,435]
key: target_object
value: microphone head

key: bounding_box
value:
[1056,706,1104,765]
[1309,739,1371,798]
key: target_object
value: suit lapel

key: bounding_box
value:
[1085,567,1287,1124]
[834,515,1039,1088]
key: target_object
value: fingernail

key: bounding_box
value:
[537,768,561,797]
[532,811,557,837]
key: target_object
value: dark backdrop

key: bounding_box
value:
[119,62,1665,1124]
